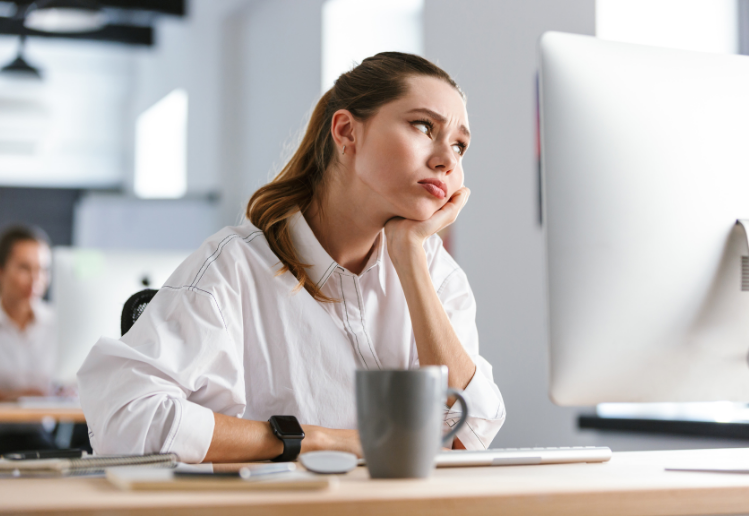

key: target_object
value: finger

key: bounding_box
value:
[433,187,470,225]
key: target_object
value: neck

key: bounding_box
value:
[1,295,34,331]
[304,170,390,275]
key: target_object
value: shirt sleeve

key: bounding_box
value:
[436,265,506,450]
[77,287,246,463]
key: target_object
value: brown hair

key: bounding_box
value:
[246,52,463,301]
[0,225,50,269]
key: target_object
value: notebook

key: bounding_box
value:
[0,453,178,476]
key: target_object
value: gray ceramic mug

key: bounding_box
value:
[355,366,469,478]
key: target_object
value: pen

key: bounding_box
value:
[174,463,296,479]
[3,449,86,460]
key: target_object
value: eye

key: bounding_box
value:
[452,143,467,156]
[411,119,433,137]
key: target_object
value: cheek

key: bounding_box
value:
[358,134,420,188]
[448,166,465,194]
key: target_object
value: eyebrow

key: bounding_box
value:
[407,108,471,139]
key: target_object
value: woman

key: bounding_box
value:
[79,53,506,463]
[0,225,58,454]
[0,225,55,402]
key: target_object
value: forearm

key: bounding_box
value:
[204,413,362,463]
[204,413,283,462]
[392,244,476,390]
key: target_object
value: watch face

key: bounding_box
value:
[271,416,305,438]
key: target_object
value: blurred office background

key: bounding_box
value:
[0,0,746,450]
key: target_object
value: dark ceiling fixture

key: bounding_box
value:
[0,0,185,46]
[0,34,41,78]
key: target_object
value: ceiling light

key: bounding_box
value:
[24,0,107,34]
[0,36,41,79]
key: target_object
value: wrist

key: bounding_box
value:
[389,239,427,271]
[263,421,285,458]
[300,425,325,453]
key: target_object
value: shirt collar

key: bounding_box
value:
[289,211,339,289]
[288,211,386,292]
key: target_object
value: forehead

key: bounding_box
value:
[387,76,469,128]
[9,240,47,260]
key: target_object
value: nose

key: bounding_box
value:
[427,140,458,174]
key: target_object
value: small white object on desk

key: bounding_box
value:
[300,451,358,474]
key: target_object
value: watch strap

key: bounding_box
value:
[271,437,302,462]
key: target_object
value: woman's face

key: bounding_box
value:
[351,75,470,222]
[0,240,50,304]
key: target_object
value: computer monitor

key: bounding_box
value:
[50,248,190,384]
[540,32,749,405]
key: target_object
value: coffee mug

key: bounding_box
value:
[355,366,469,478]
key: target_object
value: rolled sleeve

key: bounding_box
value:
[162,398,216,463]
[444,357,506,450]
[78,287,245,462]
[433,249,506,450]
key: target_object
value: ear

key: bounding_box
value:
[330,109,357,155]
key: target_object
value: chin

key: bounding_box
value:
[398,202,443,222]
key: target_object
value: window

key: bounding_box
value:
[134,88,188,199]
[321,0,424,92]
[596,0,737,54]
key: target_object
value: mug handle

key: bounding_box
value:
[442,388,469,446]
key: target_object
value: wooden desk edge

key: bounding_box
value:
[0,408,86,424]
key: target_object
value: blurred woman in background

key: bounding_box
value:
[0,225,57,452]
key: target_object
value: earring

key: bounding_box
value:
[342,145,346,155]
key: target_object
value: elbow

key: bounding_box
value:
[83,396,177,456]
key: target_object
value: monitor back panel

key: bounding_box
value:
[540,32,749,404]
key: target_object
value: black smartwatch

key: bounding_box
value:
[268,415,305,462]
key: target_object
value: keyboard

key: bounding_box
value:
[435,446,612,467]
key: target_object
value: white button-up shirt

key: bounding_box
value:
[78,212,505,462]
[0,301,56,394]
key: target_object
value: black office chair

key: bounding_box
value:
[121,288,158,336]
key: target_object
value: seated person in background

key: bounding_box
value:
[0,225,56,402]
[78,52,505,463]
[0,225,57,454]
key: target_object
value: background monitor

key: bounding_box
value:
[51,248,190,384]
[540,32,749,405]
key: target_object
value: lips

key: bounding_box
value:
[418,178,447,199]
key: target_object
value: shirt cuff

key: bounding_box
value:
[443,368,506,450]
[160,398,215,463]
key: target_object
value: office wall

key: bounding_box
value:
[423,0,596,448]
[73,0,250,249]
[127,0,249,197]
[73,193,219,251]
[218,0,325,226]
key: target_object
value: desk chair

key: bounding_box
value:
[121,289,158,336]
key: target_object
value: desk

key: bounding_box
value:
[3,448,749,515]
[0,403,86,424]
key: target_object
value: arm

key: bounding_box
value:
[204,414,362,462]
[385,187,476,390]
[79,286,361,463]
[386,187,506,449]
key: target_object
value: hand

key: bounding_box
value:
[385,187,470,267]
[302,425,363,458]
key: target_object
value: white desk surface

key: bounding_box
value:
[3,448,749,515]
